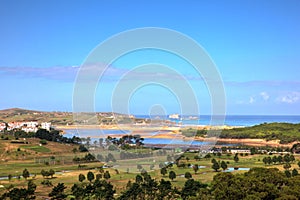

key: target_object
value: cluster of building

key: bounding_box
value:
[0,121,51,133]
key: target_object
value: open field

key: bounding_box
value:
[0,135,300,199]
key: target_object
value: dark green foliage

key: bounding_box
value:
[221,160,228,171]
[36,129,81,144]
[103,171,111,180]
[49,183,67,199]
[41,169,55,179]
[72,179,115,199]
[184,172,192,179]
[181,128,207,137]
[284,163,292,170]
[1,184,36,199]
[169,171,176,181]
[211,159,220,172]
[39,139,47,145]
[285,170,292,178]
[106,134,144,148]
[119,174,178,200]
[234,153,239,163]
[181,179,207,200]
[292,169,298,177]
[193,164,199,174]
[73,153,96,163]
[250,147,256,155]
[49,169,55,178]
[87,171,95,182]
[78,144,88,152]
[220,123,300,143]
[78,173,85,182]
[22,168,30,180]
[211,168,287,200]
[160,167,167,176]
[41,179,53,186]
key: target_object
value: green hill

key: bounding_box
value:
[221,122,300,144]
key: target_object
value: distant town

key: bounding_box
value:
[0,121,51,133]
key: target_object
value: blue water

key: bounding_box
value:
[224,167,250,172]
[63,115,300,145]
[63,130,237,146]
[136,115,300,126]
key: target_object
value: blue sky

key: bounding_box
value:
[0,0,299,115]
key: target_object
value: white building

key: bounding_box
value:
[0,123,6,131]
[230,149,251,154]
[41,122,51,131]
[5,121,50,133]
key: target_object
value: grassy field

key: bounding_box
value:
[0,137,300,199]
[21,145,51,153]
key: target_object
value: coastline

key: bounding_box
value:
[56,124,298,147]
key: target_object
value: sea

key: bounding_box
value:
[63,115,300,146]
[136,115,300,127]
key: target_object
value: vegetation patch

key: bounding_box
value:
[221,123,300,143]
[22,145,51,153]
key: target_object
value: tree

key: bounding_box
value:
[49,183,67,200]
[283,163,291,170]
[8,174,12,182]
[79,144,88,152]
[212,161,220,172]
[263,157,267,165]
[184,172,192,179]
[234,153,239,163]
[27,180,36,195]
[277,155,283,163]
[72,147,78,154]
[194,155,200,161]
[285,170,292,178]
[104,171,111,180]
[22,168,30,180]
[78,173,85,182]
[169,171,176,181]
[160,167,167,177]
[221,161,228,171]
[135,174,143,184]
[272,156,278,164]
[41,169,50,178]
[250,147,256,155]
[87,171,95,182]
[290,155,295,162]
[292,168,298,177]
[266,156,272,165]
[93,179,116,199]
[284,154,291,163]
[193,164,199,174]
[157,179,176,200]
[137,164,143,171]
[181,179,207,200]
[49,169,55,178]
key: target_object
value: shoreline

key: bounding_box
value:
[56,125,298,147]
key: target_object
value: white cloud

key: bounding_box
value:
[249,96,255,104]
[260,92,270,101]
[277,92,300,104]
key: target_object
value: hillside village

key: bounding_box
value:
[0,121,51,133]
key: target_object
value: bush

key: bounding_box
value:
[40,139,47,145]
[41,180,53,186]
